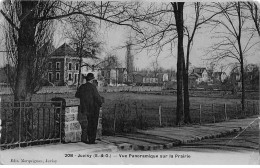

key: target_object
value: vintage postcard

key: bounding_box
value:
[0,0,259,165]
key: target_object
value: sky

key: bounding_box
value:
[0,0,260,74]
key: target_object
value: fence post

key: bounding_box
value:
[235,102,238,116]
[199,104,202,125]
[0,96,1,141]
[246,101,249,114]
[224,103,228,121]
[159,104,162,127]
[244,102,247,116]
[212,104,215,123]
[19,101,22,148]
[113,104,117,135]
[252,102,255,116]
[256,102,259,115]
[135,102,138,119]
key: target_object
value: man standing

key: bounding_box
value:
[75,73,103,144]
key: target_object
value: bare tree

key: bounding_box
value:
[1,0,145,101]
[2,0,58,101]
[130,2,230,124]
[150,59,160,77]
[243,2,260,37]
[182,2,226,124]
[64,14,102,87]
[1,0,56,141]
[99,53,121,69]
[171,2,185,125]
[206,2,259,112]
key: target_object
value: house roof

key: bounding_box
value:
[50,43,77,57]
[189,72,201,78]
[193,67,206,75]
[49,43,98,59]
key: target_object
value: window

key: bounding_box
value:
[56,62,60,71]
[74,74,78,83]
[68,73,73,81]
[68,62,72,70]
[48,72,52,82]
[75,63,79,70]
[56,72,60,81]
[48,62,52,70]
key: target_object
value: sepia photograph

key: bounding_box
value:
[0,0,259,165]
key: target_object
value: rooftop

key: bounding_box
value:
[50,43,98,59]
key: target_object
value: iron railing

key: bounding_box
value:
[0,101,63,149]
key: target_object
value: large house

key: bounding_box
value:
[47,43,95,86]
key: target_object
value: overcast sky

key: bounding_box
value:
[0,0,260,74]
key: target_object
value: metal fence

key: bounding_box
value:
[102,100,259,135]
[0,101,63,149]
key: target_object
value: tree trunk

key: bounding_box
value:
[240,59,245,112]
[14,1,37,101]
[173,2,185,125]
[183,61,191,123]
[236,2,245,113]
[12,1,37,141]
[183,38,192,124]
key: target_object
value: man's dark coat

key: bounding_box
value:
[75,82,103,143]
[75,82,102,115]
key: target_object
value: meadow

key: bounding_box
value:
[1,91,258,136]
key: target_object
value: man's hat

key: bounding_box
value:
[85,73,95,81]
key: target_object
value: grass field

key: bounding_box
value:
[97,92,258,134]
[1,92,259,136]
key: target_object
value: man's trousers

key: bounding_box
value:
[78,111,99,143]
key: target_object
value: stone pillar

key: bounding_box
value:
[52,98,102,143]
[63,98,81,142]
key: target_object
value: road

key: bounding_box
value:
[171,125,259,152]
[113,125,259,165]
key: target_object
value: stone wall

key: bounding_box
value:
[98,86,162,92]
[61,98,102,143]
[0,86,163,95]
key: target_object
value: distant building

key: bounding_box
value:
[0,67,8,87]
[47,43,95,86]
[169,72,177,82]
[212,72,227,82]
[163,73,169,82]
[100,67,127,86]
[0,64,15,88]
[133,73,143,85]
[189,67,210,83]
[189,73,201,88]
